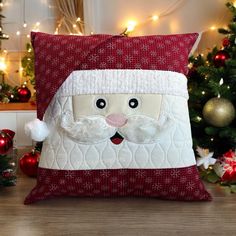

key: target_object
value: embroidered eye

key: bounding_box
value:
[129,98,139,109]
[96,98,106,109]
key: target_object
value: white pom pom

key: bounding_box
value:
[25,118,49,142]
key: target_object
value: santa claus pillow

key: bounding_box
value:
[24,32,211,204]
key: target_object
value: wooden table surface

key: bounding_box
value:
[0,175,235,236]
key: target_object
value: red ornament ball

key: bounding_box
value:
[213,50,230,67]
[17,85,31,102]
[0,129,15,155]
[2,169,14,178]
[222,37,230,47]
[19,150,40,177]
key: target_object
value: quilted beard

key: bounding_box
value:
[59,111,172,144]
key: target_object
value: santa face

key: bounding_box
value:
[59,94,172,145]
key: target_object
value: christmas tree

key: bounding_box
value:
[0,129,16,186]
[188,2,236,187]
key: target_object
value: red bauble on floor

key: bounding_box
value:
[19,150,40,177]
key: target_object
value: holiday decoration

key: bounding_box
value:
[0,129,14,155]
[24,32,211,204]
[222,37,230,47]
[213,50,230,67]
[188,2,236,192]
[214,150,236,182]
[202,97,235,127]
[0,129,16,187]
[196,146,216,169]
[19,150,40,177]
[0,82,19,103]
[17,85,31,102]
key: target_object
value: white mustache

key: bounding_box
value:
[59,111,172,144]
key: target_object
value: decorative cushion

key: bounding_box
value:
[24,32,211,204]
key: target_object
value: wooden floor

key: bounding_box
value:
[0,175,235,236]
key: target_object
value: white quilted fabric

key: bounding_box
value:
[39,69,196,170]
[39,70,196,170]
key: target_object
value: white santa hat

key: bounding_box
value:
[25,69,188,142]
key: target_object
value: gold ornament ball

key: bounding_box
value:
[203,97,235,127]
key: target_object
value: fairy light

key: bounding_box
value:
[76,17,81,22]
[23,22,27,28]
[219,78,224,85]
[210,138,214,142]
[73,24,77,28]
[227,85,230,89]
[0,57,6,71]
[27,34,30,38]
[210,26,216,31]
[16,31,21,36]
[202,91,206,95]
[196,116,202,122]
[152,15,159,21]
[126,20,137,33]
[36,22,40,27]
[188,62,193,69]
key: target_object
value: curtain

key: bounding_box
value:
[54,0,84,34]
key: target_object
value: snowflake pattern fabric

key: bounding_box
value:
[24,32,212,204]
[24,166,211,204]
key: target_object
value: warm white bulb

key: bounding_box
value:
[0,57,6,71]
[36,22,40,26]
[210,26,216,31]
[152,15,159,21]
[23,22,27,28]
[201,91,205,95]
[27,34,30,38]
[76,17,81,22]
[219,78,224,86]
[16,31,21,36]
[73,24,76,28]
[126,21,137,32]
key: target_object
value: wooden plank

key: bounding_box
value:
[0,173,235,235]
[0,103,36,111]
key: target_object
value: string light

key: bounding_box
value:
[219,78,224,85]
[16,31,21,36]
[202,91,206,95]
[0,57,6,71]
[23,22,27,28]
[210,26,216,31]
[76,17,81,22]
[151,15,159,21]
[36,22,40,26]
[196,116,202,122]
